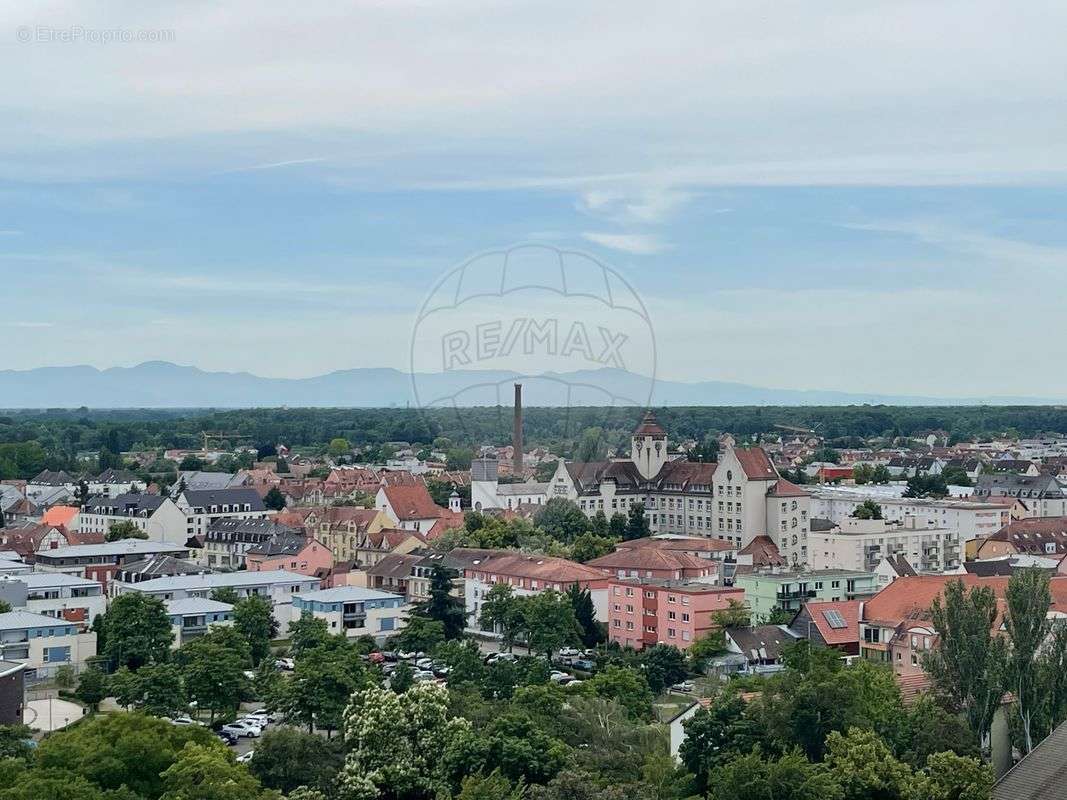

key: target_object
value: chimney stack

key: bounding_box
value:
[513,383,523,477]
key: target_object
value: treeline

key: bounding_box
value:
[3,404,1067,480]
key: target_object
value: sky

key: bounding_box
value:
[2,1,1067,397]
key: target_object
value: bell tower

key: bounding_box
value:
[631,410,668,480]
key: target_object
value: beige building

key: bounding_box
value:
[809,516,960,574]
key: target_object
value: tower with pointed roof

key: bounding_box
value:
[631,410,668,480]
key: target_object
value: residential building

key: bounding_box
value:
[733,568,879,620]
[87,469,145,498]
[723,625,799,674]
[202,517,299,569]
[365,552,425,600]
[458,548,611,626]
[0,610,97,680]
[375,484,448,535]
[606,577,744,650]
[874,554,919,586]
[76,493,188,544]
[114,554,207,585]
[470,457,549,511]
[26,471,78,502]
[164,598,234,648]
[112,570,319,636]
[0,661,25,725]
[174,488,270,540]
[586,547,718,582]
[973,473,1067,517]
[35,539,190,590]
[0,572,106,625]
[170,471,247,495]
[614,534,737,562]
[245,532,332,577]
[810,488,1009,545]
[292,586,408,643]
[789,599,861,655]
[0,521,102,561]
[549,411,812,565]
[808,516,960,574]
[977,517,1067,559]
[286,507,390,564]
[992,719,1067,799]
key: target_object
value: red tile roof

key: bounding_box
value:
[618,535,735,553]
[41,505,79,528]
[381,485,442,521]
[633,410,667,438]
[734,447,777,480]
[738,535,786,567]
[766,478,809,498]
[462,550,607,584]
[586,548,713,574]
[804,599,861,646]
[983,517,1067,554]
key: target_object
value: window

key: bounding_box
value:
[668,611,676,620]
[667,628,677,638]
[682,613,690,622]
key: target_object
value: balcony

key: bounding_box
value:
[776,589,816,600]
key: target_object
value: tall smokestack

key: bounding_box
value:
[513,383,523,477]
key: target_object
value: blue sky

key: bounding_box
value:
[2,1,1067,397]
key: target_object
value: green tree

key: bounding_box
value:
[234,594,279,666]
[446,448,475,471]
[160,742,266,800]
[640,644,687,693]
[917,751,993,800]
[341,682,478,800]
[394,616,447,654]
[870,464,892,484]
[482,712,570,785]
[0,600,10,614]
[289,612,331,657]
[852,464,873,485]
[534,499,590,544]
[176,630,250,723]
[823,727,915,800]
[106,520,148,542]
[903,474,950,499]
[582,666,654,721]
[327,437,351,457]
[570,532,615,563]
[590,510,608,537]
[680,694,764,794]
[1004,568,1052,753]
[281,644,368,737]
[102,592,173,670]
[851,500,883,520]
[924,580,1007,748]
[608,513,628,540]
[522,590,581,659]
[263,486,286,511]
[139,663,187,718]
[707,749,842,800]
[456,770,525,800]
[480,583,525,651]
[0,725,34,762]
[565,584,604,648]
[413,564,466,640]
[575,428,606,463]
[389,660,415,693]
[209,587,240,605]
[74,666,109,711]
[108,666,142,710]
[35,712,215,800]
[248,727,344,795]
[623,503,650,542]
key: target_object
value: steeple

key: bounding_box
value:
[631,410,668,479]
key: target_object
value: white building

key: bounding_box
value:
[0,610,97,680]
[809,516,960,574]
[75,494,188,544]
[0,572,106,626]
[33,539,191,590]
[291,586,408,643]
[87,469,146,498]
[164,597,234,649]
[471,458,548,511]
[112,570,319,637]
[550,411,812,566]
[174,488,270,540]
[810,487,1009,545]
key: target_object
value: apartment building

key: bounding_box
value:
[282,507,390,564]
[976,517,1067,559]
[973,473,1067,517]
[808,516,960,573]
[245,532,332,577]
[606,577,744,651]
[0,610,97,680]
[174,488,269,540]
[34,540,190,590]
[76,494,188,544]
[292,586,408,643]
[164,597,234,648]
[201,518,299,569]
[586,547,718,582]
[87,469,146,498]
[733,568,879,620]
[112,570,319,636]
[0,572,106,626]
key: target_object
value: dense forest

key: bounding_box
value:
[2,404,1066,480]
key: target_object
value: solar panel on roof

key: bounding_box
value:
[822,609,847,629]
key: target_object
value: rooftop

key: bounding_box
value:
[164,597,233,616]
[123,569,316,593]
[294,586,406,603]
[0,610,76,630]
[37,539,188,559]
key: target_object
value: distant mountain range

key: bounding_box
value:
[0,362,1059,409]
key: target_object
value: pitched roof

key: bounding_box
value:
[766,478,809,498]
[83,493,166,516]
[993,719,1067,799]
[617,535,735,554]
[802,599,861,646]
[586,548,712,574]
[738,535,787,568]
[180,487,266,511]
[246,532,315,557]
[633,410,667,438]
[882,554,918,577]
[455,549,607,584]
[733,447,778,481]
[727,625,797,662]
[120,554,205,578]
[984,517,1067,554]
[381,484,442,521]
[366,552,423,579]
[41,505,79,528]
[29,470,75,486]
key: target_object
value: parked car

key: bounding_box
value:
[415,657,434,670]
[549,670,571,683]
[397,650,418,661]
[571,659,596,672]
[671,681,695,693]
[486,652,517,665]
[248,707,276,722]
[242,713,270,728]
[367,651,386,664]
[215,730,238,746]
[558,646,581,657]
[236,750,255,764]
[222,720,262,739]
[168,715,201,726]
[432,664,451,678]
[413,670,436,682]
[275,658,295,671]
[380,650,398,662]
[381,663,397,676]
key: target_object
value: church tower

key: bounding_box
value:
[631,410,668,480]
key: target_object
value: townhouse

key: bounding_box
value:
[201,517,300,569]
[174,487,270,540]
[0,610,97,680]
[0,521,102,561]
[976,517,1067,559]
[245,532,332,577]
[164,598,234,648]
[114,553,206,585]
[112,570,319,636]
[291,586,408,643]
[606,577,744,651]
[586,547,719,582]
[284,506,391,564]
[76,493,188,544]
[375,484,449,535]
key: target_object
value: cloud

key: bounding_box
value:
[4,321,53,328]
[220,157,327,174]
[582,232,666,254]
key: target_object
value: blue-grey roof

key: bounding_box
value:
[165,597,233,615]
[127,570,316,593]
[294,586,404,603]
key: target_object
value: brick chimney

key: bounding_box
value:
[513,383,523,477]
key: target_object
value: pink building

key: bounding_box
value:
[607,578,745,651]
[245,532,333,578]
